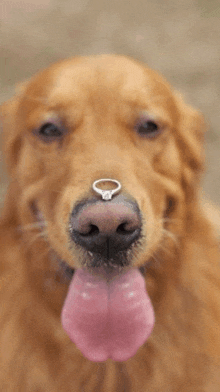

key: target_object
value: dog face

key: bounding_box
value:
[1,55,205,277]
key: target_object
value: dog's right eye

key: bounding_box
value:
[38,122,63,139]
[135,118,160,138]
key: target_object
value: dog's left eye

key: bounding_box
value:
[38,122,63,138]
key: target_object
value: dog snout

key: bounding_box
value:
[70,196,141,259]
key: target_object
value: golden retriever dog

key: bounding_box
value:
[0,54,220,391]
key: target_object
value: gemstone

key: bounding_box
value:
[102,191,112,200]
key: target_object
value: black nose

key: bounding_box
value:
[69,196,141,260]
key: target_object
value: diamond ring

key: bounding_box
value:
[92,179,121,201]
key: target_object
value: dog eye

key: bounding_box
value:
[136,120,159,137]
[38,122,63,138]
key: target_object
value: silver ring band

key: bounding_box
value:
[92,179,121,200]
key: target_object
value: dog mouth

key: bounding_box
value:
[31,201,155,362]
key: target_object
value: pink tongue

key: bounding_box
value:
[61,268,155,362]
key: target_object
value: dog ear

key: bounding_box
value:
[0,82,28,177]
[174,92,206,197]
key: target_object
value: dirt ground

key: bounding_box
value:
[0,0,219,206]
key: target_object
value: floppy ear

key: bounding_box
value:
[174,92,206,197]
[0,83,27,177]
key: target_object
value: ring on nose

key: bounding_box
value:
[92,179,121,200]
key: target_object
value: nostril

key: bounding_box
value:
[117,222,132,234]
[116,221,138,235]
[80,224,99,237]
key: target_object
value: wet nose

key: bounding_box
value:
[70,197,141,259]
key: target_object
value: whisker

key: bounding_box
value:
[28,231,48,246]
[160,217,180,225]
[161,228,179,245]
[19,221,47,232]
[151,252,162,268]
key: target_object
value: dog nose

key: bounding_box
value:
[70,197,141,259]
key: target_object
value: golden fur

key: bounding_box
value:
[0,55,220,391]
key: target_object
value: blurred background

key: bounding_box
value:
[0,0,219,206]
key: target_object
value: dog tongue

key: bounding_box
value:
[61,268,154,362]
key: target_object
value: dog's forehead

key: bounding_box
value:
[51,57,150,100]
[26,55,173,104]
